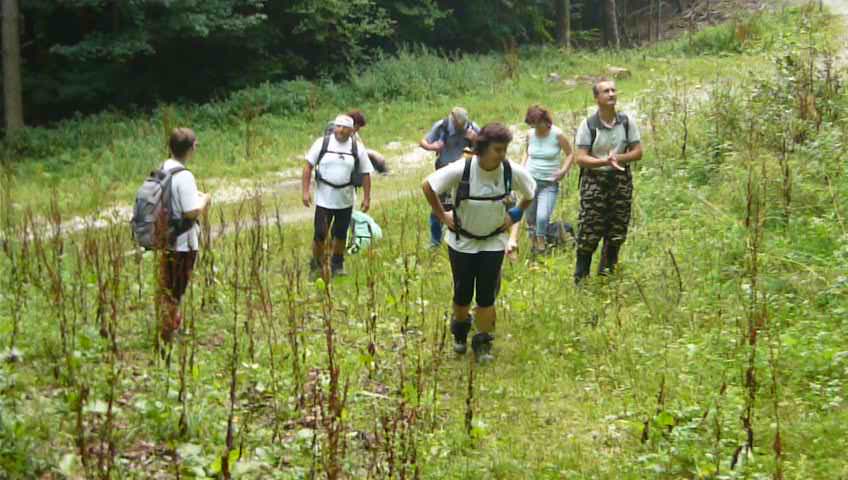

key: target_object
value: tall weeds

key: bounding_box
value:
[222,204,245,480]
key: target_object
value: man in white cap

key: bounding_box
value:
[302,114,374,278]
[420,107,479,248]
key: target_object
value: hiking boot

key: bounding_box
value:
[574,252,592,285]
[309,257,321,281]
[450,316,472,354]
[606,244,620,274]
[471,332,494,364]
[598,243,621,276]
[330,255,347,277]
[160,311,182,344]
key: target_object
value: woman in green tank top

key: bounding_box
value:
[509,105,573,256]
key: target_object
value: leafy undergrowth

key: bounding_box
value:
[2,4,848,480]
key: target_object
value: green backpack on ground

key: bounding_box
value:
[347,211,382,254]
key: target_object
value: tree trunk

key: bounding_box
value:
[2,0,24,137]
[604,0,620,49]
[555,0,572,49]
[555,0,566,47]
[655,0,663,41]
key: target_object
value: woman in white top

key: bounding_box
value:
[511,105,573,255]
[422,123,536,363]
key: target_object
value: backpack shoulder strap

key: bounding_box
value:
[455,158,473,204]
[451,158,474,235]
[617,112,630,148]
[586,112,602,151]
[316,133,332,168]
[165,166,186,177]
[351,137,360,172]
[502,161,512,195]
[438,118,450,141]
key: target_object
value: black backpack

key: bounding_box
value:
[451,158,513,240]
[314,132,363,188]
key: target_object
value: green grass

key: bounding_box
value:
[2,4,848,479]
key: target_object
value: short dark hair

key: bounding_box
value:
[592,78,613,97]
[169,128,196,159]
[347,110,367,128]
[524,105,553,127]
[473,123,513,155]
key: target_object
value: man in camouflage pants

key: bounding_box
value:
[573,79,643,284]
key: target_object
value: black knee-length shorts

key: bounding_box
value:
[314,206,353,242]
[448,247,505,308]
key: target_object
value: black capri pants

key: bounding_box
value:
[314,206,353,242]
[448,247,505,308]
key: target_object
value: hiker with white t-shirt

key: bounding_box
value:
[422,123,536,363]
[323,110,389,174]
[302,114,374,278]
[159,128,211,342]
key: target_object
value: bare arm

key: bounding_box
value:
[575,147,609,169]
[422,180,455,230]
[182,193,211,221]
[302,162,314,207]
[507,221,521,258]
[360,174,371,212]
[420,137,444,152]
[554,133,574,180]
[614,143,643,164]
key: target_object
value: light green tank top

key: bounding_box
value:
[527,126,563,181]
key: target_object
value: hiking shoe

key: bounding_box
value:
[309,257,321,281]
[330,255,347,277]
[471,332,494,364]
[574,252,592,285]
[450,316,472,354]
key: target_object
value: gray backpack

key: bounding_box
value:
[130,166,192,250]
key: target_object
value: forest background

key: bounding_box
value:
[7,0,696,128]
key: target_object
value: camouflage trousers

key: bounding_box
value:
[577,169,633,255]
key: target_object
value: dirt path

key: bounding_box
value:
[54,125,540,239]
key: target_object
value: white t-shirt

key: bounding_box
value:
[162,159,203,252]
[306,134,373,209]
[427,157,536,254]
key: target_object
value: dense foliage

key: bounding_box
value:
[13,0,639,125]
